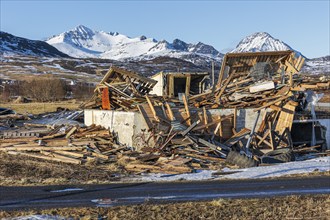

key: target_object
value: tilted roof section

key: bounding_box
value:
[217,50,305,87]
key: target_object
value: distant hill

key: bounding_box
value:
[0,31,69,58]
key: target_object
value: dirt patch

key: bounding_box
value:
[0,152,124,186]
[0,195,329,220]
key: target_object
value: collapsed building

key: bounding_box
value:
[1,50,329,173]
[82,50,329,168]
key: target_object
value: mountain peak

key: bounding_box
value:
[74,25,93,33]
[249,32,272,37]
[69,25,95,39]
[172,39,188,50]
[232,32,293,53]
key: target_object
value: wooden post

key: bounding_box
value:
[185,75,191,98]
[168,75,174,98]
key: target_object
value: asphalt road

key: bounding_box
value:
[1,176,329,210]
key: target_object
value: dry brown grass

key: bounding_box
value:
[0,152,123,186]
[0,101,81,114]
[0,195,329,220]
[0,151,329,186]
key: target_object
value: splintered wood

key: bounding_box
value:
[0,122,227,174]
[80,66,157,111]
[0,125,117,165]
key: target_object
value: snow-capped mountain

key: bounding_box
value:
[231,32,302,56]
[0,31,69,57]
[46,25,223,63]
[1,28,328,75]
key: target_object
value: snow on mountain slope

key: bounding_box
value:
[231,32,299,54]
[0,31,69,58]
[47,25,156,59]
[301,55,330,74]
[46,25,223,63]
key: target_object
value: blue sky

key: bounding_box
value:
[1,0,329,58]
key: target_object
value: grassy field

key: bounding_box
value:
[0,194,329,219]
[0,152,123,186]
[0,101,82,114]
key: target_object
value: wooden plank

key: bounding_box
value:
[268,121,276,150]
[40,151,83,163]
[275,102,296,134]
[203,107,209,130]
[40,133,65,140]
[0,137,39,143]
[91,152,109,160]
[167,157,192,166]
[145,95,160,122]
[213,120,221,138]
[249,81,275,93]
[165,102,175,121]
[54,150,85,158]
[0,146,84,151]
[65,126,77,138]
[256,133,273,148]
[219,115,223,138]
[7,151,81,164]
[192,114,233,131]
[43,139,69,147]
[181,120,200,137]
[253,94,291,112]
[182,94,191,126]
[196,138,228,154]
[104,82,131,98]
[110,66,157,85]
[215,74,234,103]
[224,128,250,147]
[185,153,225,162]
[89,142,101,153]
[137,104,154,129]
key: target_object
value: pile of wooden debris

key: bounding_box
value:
[1,51,329,173]
[0,124,227,173]
[81,66,158,111]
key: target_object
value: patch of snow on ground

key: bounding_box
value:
[139,156,330,182]
[50,188,83,193]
